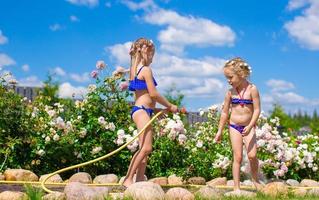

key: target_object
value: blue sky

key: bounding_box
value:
[0,0,318,114]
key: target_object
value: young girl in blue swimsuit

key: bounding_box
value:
[214,57,263,192]
[122,38,178,187]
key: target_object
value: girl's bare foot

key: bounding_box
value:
[122,178,133,188]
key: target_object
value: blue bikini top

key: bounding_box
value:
[231,98,253,105]
[231,84,253,105]
[128,66,158,91]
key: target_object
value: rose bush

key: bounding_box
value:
[0,63,318,182]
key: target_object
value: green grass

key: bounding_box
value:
[22,187,318,200]
[24,184,44,200]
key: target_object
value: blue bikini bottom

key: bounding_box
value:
[229,124,246,134]
[131,105,154,119]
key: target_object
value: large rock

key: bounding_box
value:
[286,179,299,186]
[242,180,253,186]
[224,190,256,198]
[68,172,92,184]
[206,177,227,187]
[291,188,307,196]
[0,173,4,181]
[165,187,194,200]
[226,180,234,186]
[148,177,168,186]
[64,182,109,200]
[0,191,27,200]
[42,192,66,200]
[124,181,165,200]
[195,185,222,199]
[300,179,319,187]
[93,174,118,184]
[168,174,183,185]
[261,182,288,196]
[40,174,63,183]
[188,177,206,185]
[4,169,38,181]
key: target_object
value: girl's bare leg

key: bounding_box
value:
[135,133,148,182]
[229,128,243,191]
[243,128,262,190]
[122,110,153,187]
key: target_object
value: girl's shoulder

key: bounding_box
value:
[249,83,259,92]
[140,65,152,74]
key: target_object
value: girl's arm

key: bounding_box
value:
[248,85,261,127]
[143,67,177,112]
[217,90,232,133]
[214,90,231,142]
[242,85,260,135]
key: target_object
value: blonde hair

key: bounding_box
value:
[224,57,251,78]
[130,38,154,65]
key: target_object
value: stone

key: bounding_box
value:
[124,181,165,200]
[187,177,206,185]
[40,174,63,183]
[291,188,307,196]
[286,179,299,186]
[206,177,227,187]
[0,173,4,181]
[68,172,92,184]
[93,174,118,184]
[242,180,253,186]
[0,191,27,200]
[195,185,222,199]
[148,177,168,186]
[168,174,183,185]
[224,190,256,198]
[42,192,66,200]
[300,179,319,187]
[226,180,234,186]
[166,187,194,200]
[64,182,109,200]
[261,182,288,196]
[4,169,38,181]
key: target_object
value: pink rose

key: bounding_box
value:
[91,70,98,78]
[96,60,106,70]
[119,81,129,91]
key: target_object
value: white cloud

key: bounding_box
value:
[265,92,307,104]
[70,15,79,22]
[285,0,319,50]
[22,64,30,72]
[70,72,90,83]
[0,30,8,45]
[266,79,295,91]
[121,0,157,11]
[153,53,224,77]
[0,53,16,67]
[53,67,66,76]
[49,24,62,31]
[66,0,99,7]
[287,0,309,10]
[145,9,235,54]
[58,82,87,99]
[18,76,43,87]
[106,42,132,66]
[122,1,236,55]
